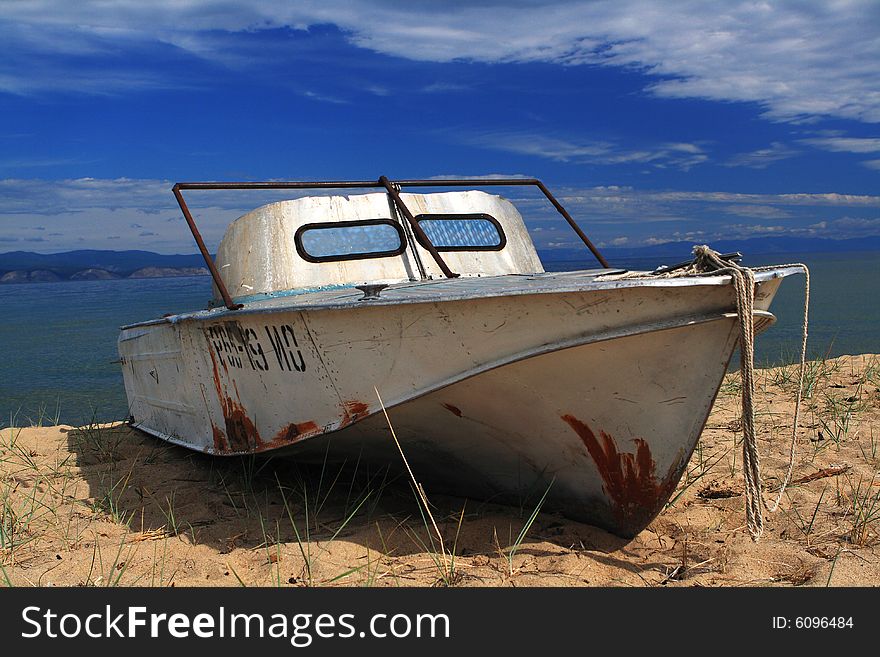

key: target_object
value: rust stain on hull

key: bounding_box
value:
[207,339,319,454]
[339,400,370,428]
[221,402,259,452]
[208,347,260,452]
[208,348,259,453]
[257,421,322,452]
[561,414,681,535]
[212,424,228,452]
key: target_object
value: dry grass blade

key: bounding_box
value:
[374,386,451,580]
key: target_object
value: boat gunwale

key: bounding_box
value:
[119,265,802,331]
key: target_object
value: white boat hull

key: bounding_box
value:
[118,269,791,536]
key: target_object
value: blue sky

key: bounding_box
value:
[1,1,879,254]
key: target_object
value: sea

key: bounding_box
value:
[1,250,878,427]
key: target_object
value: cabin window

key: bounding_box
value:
[415,214,506,252]
[295,219,406,262]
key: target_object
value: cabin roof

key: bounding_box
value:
[212,190,545,304]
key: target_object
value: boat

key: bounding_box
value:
[117,176,802,538]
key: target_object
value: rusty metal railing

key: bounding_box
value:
[172,177,609,311]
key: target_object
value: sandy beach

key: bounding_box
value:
[2,354,878,587]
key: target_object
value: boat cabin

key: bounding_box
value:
[172,177,609,309]
[213,190,545,304]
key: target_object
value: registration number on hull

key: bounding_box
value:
[206,322,306,373]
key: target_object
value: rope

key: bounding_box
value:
[765,264,809,514]
[694,247,767,538]
[601,246,810,541]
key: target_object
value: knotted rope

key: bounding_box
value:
[603,245,810,541]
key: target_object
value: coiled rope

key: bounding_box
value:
[604,245,810,541]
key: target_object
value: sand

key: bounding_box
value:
[2,354,878,587]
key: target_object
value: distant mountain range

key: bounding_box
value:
[0,236,877,284]
[0,250,209,283]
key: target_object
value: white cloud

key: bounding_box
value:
[463,131,709,170]
[802,137,880,153]
[611,216,880,247]
[816,216,880,234]
[428,173,533,181]
[421,82,469,94]
[0,177,336,216]
[4,176,880,253]
[524,185,880,247]
[0,177,337,252]
[719,205,792,219]
[802,136,880,171]
[724,142,799,169]
[464,132,613,162]
[301,90,349,104]
[0,1,878,124]
[364,85,389,96]
[647,190,880,207]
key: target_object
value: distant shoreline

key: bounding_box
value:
[0,266,210,284]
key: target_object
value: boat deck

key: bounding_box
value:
[122,265,803,329]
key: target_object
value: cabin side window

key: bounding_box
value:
[295,219,406,263]
[414,214,506,252]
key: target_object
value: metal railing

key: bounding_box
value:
[172,177,610,311]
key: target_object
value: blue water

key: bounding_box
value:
[546,250,880,364]
[2,250,878,427]
[743,251,880,364]
[1,276,211,427]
